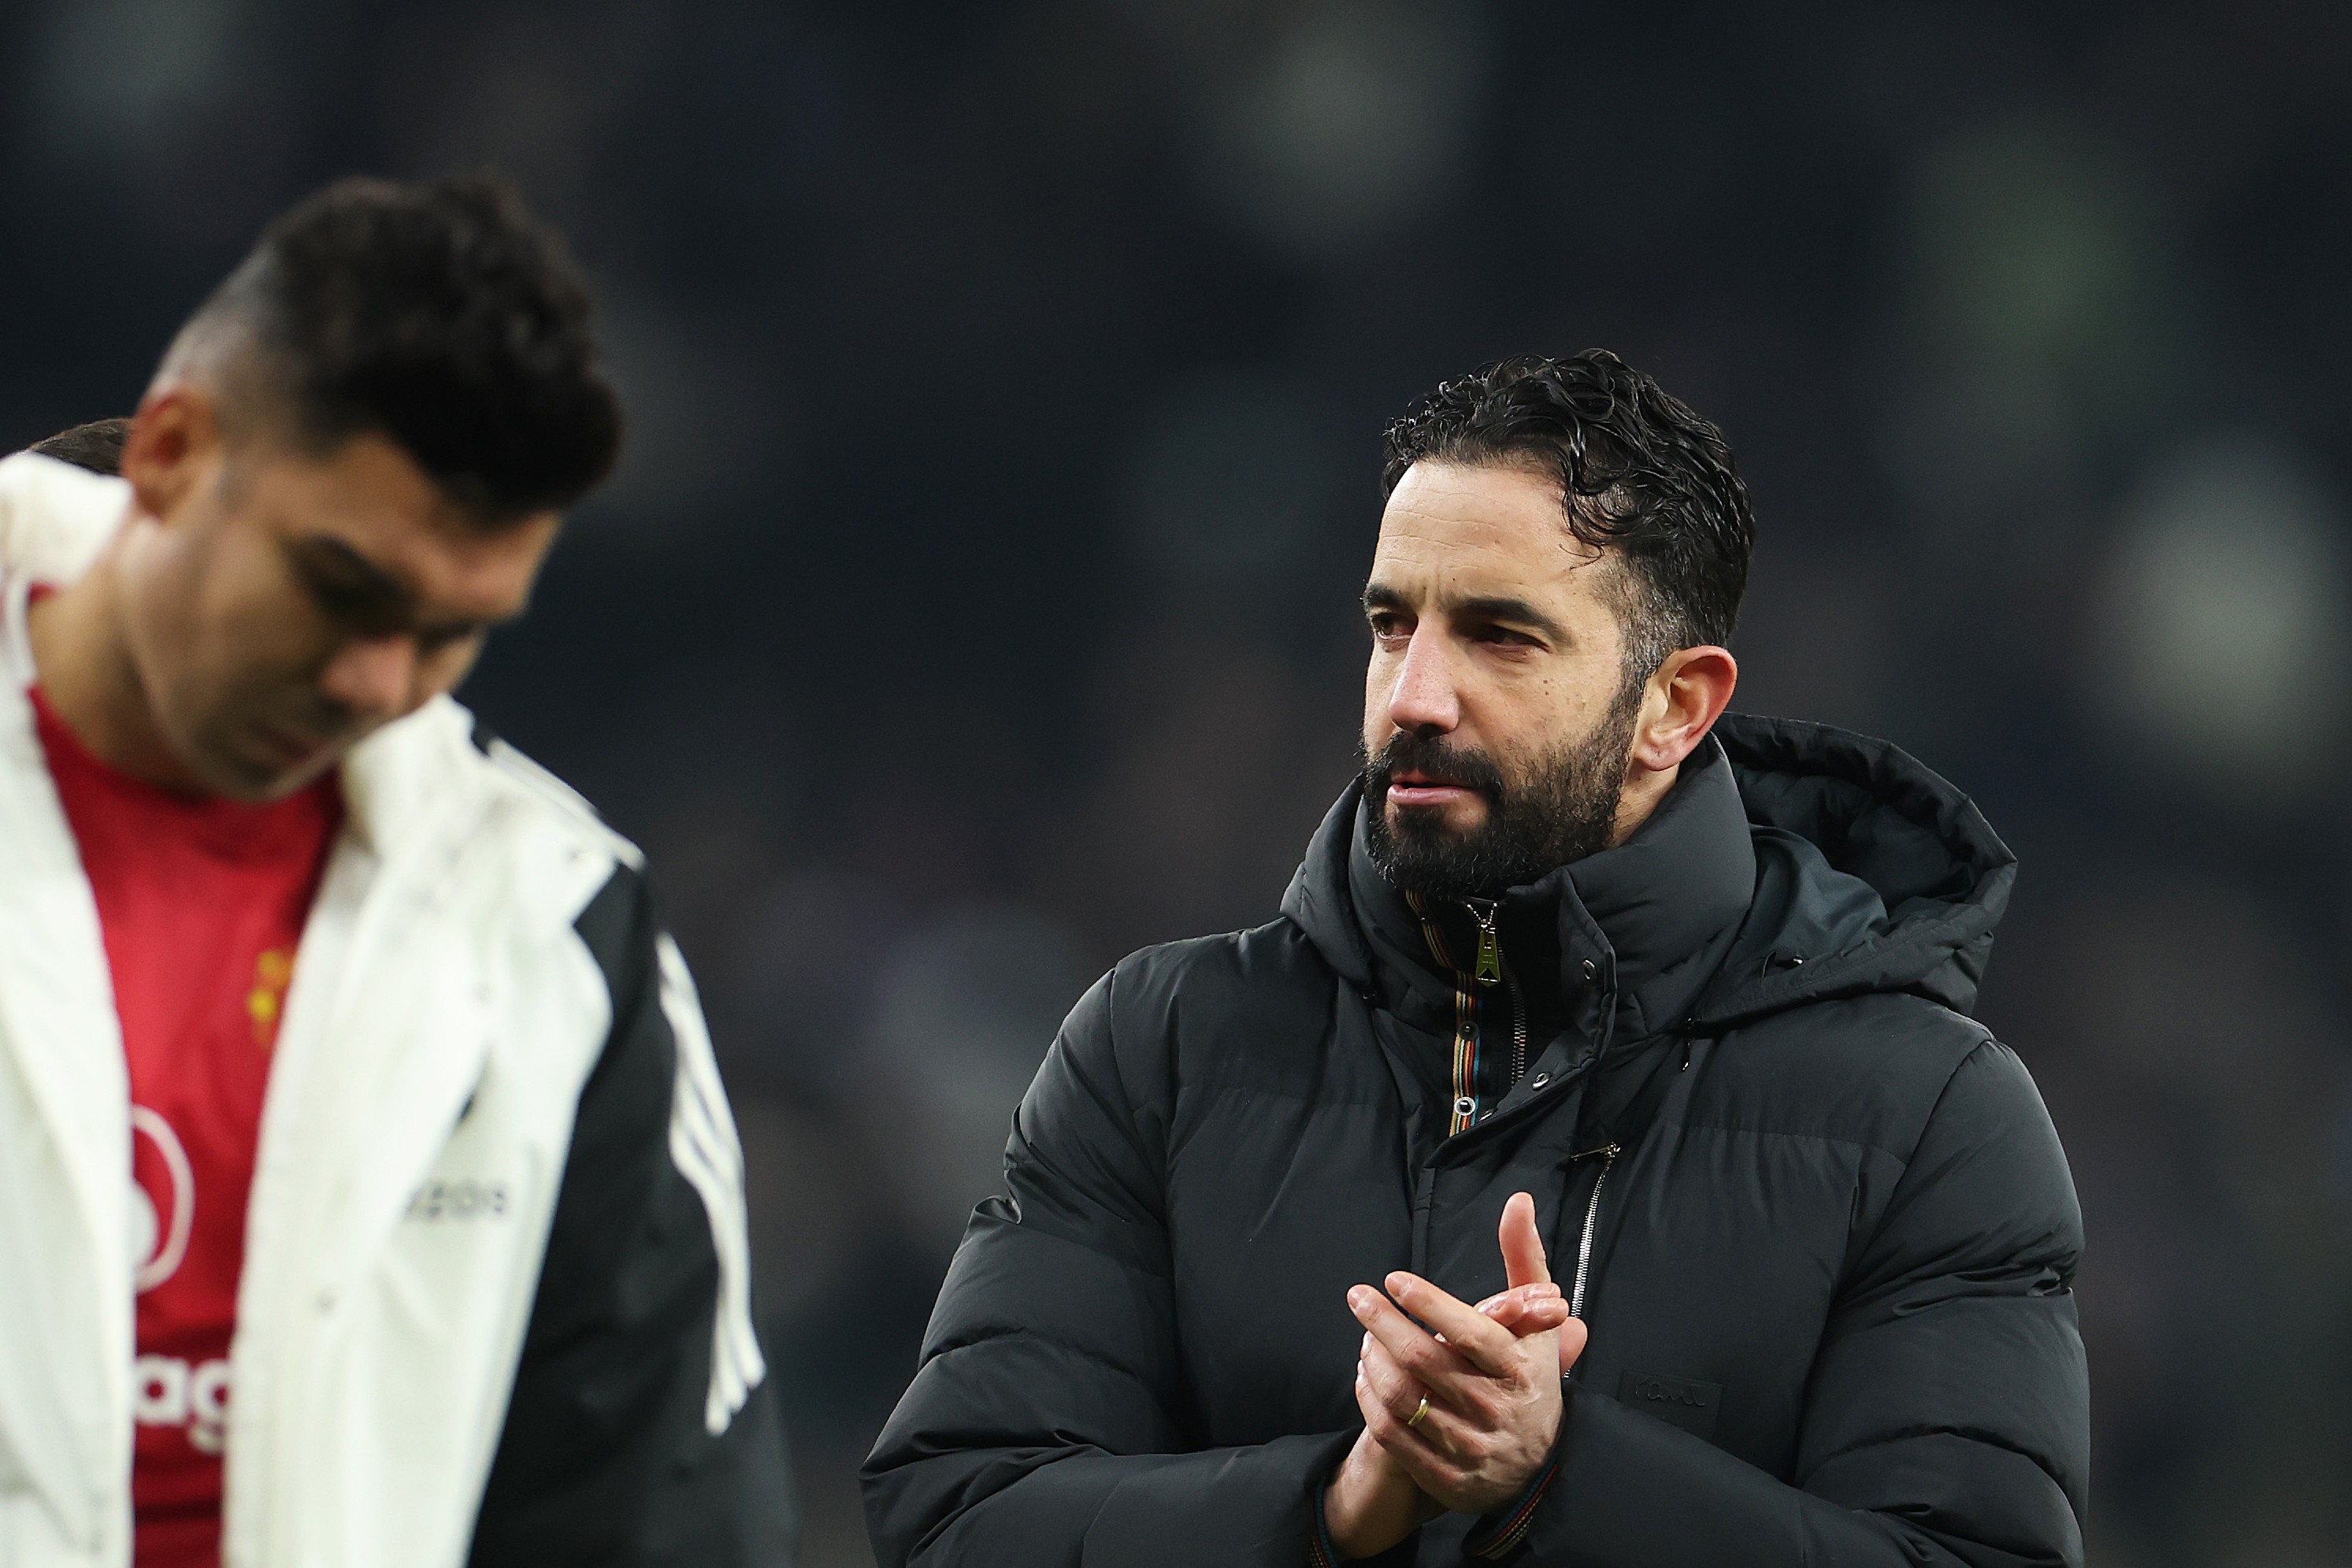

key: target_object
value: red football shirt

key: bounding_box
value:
[30,687,343,1568]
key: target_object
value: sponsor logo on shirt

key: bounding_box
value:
[130,1105,194,1293]
[134,1354,229,1455]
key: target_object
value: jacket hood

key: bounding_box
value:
[1694,713,2014,1025]
[1280,713,2016,1032]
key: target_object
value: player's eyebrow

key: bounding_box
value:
[296,534,411,608]
[1362,582,1569,643]
[291,535,517,639]
[1449,594,1569,643]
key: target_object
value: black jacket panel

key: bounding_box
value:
[865,717,2088,1567]
[468,866,798,1567]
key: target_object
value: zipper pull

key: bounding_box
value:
[1469,902,1502,987]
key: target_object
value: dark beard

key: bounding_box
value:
[1361,685,1644,901]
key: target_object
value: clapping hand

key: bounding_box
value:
[1321,1193,1588,1558]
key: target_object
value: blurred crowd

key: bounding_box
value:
[8,2,2352,1562]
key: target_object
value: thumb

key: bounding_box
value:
[1499,1191,1551,1290]
[1556,1315,1590,1377]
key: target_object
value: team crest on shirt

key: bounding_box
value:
[129,1104,194,1292]
[247,947,295,1044]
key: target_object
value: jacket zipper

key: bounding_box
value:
[1506,965,1529,1083]
[1566,1142,1619,1319]
[1464,899,1531,1088]
[1468,899,1504,987]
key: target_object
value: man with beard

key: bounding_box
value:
[863,351,2087,1566]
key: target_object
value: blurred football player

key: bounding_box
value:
[0,176,794,1567]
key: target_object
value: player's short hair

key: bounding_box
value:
[28,417,132,476]
[1382,351,1754,678]
[175,172,621,520]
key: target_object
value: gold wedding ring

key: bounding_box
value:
[1406,1396,1430,1429]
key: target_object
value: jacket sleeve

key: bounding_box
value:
[1486,1036,2087,1567]
[861,968,1358,1568]
[466,865,798,1567]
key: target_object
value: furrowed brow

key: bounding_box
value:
[1450,594,1569,643]
[301,535,413,610]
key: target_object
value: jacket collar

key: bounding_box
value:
[1285,711,2020,1047]
[1311,738,1756,1051]
[0,450,488,865]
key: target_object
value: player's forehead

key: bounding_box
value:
[1368,460,1608,613]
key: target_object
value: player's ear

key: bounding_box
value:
[1628,646,1737,775]
[121,388,220,524]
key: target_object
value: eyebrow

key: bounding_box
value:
[301,535,410,610]
[1361,583,1571,644]
[293,535,511,638]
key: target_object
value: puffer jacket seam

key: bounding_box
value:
[1817,1032,2005,1299]
[1058,965,1179,1226]
[916,1328,1185,1403]
[1668,1120,1910,1162]
[1794,1419,2074,1503]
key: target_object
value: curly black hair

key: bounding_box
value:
[1381,351,1753,675]
[186,172,621,519]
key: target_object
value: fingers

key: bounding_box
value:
[1475,1281,1561,1316]
[1350,1284,1479,1392]
[1355,1333,1441,1430]
[1556,1314,1590,1377]
[1355,1340,1463,1485]
[1355,1369,1454,1494]
[1497,1191,1552,1291]
[1369,1272,1522,1378]
[1480,1288,1572,1339]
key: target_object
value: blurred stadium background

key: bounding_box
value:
[9,2,2352,1562]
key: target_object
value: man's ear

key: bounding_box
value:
[120,386,221,523]
[1628,645,1738,776]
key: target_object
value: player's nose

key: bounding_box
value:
[1386,627,1462,734]
[317,634,421,721]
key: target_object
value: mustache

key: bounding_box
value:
[1364,732,1506,800]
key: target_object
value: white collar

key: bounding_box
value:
[0,449,489,858]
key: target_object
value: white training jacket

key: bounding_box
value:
[0,453,793,1567]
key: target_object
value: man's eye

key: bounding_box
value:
[306,570,400,627]
[309,575,372,613]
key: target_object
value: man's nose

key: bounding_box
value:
[317,634,421,721]
[1386,628,1462,735]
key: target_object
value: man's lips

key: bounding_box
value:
[1386,770,1478,807]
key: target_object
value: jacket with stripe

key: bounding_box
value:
[0,453,796,1567]
[863,714,2087,1567]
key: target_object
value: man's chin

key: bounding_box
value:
[189,734,344,803]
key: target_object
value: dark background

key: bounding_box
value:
[10,2,2352,1562]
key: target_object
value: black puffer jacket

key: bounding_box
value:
[864,716,2088,1567]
